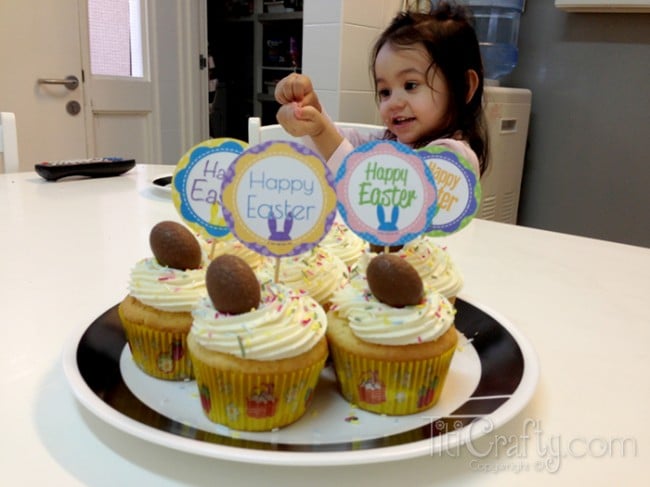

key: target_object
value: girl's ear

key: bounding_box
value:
[465,69,479,104]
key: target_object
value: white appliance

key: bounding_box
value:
[478,86,532,224]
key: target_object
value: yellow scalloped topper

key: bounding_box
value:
[220,141,337,258]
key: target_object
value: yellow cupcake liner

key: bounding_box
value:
[191,356,326,431]
[328,343,456,415]
[119,312,193,381]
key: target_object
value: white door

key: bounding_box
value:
[0,0,208,171]
[0,0,88,168]
[78,0,156,166]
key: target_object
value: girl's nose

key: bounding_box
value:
[386,90,406,109]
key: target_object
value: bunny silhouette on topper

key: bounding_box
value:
[268,210,293,241]
[376,205,399,232]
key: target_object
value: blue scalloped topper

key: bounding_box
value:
[220,140,337,258]
[172,138,248,238]
[418,146,481,236]
[335,140,438,247]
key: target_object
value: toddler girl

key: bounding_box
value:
[274,1,488,177]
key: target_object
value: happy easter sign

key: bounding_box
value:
[221,141,337,257]
[419,146,481,235]
[335,140,438,247]
[172,138,247,238]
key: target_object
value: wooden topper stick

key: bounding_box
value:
[274,257,281,283]
[209,239,218,260]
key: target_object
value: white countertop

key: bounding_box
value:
[1,165,648,486]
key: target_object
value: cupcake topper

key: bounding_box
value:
[335,140,438,249]
[220,140,337,279]
[172,138,248,250]
[418,146,481,236]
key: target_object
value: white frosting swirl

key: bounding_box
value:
[258,247,349,305]
[191,282,326,360]
[330,276,455,345]
[356,236,463,298]
[318,221,365,270]
[128,258,206,312]
[199,235,268,270]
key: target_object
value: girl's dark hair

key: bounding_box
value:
[371,1,489,175]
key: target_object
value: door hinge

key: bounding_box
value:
[199,54,207,70]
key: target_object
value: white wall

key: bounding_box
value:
[302,0,402,124]
[153,0,208,165]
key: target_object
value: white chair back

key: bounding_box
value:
[247,117,301,145]
[247,117,384,146]
[0,112,19,173]
[335,121,386,136]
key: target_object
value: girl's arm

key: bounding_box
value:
[276,102,344,161]
[280,106,385,174]
[274,74,384,172]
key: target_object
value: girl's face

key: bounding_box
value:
[374,42,450,145]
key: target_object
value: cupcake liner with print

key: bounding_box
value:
[118,307,193,380]
[328,340,456,415]
[191,349,326,431]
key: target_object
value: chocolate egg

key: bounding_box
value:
[206,254,261,314]
[366,253,423,307]
[149,221,202,270]
[369,243,403,253]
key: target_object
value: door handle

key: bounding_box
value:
[37,75,79,90]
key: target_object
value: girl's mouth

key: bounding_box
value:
[392,116,415,126]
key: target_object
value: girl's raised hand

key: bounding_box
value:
[274,73,321,112]
[276,102,325,138]
[275,74,343,161]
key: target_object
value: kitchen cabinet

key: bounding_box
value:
[208,1,302,140]
[254,9,303,125]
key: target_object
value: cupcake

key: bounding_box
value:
[118,221,206,380]
[357,235,463,303]
[198,234,269,271]
[327,253,457,415]
[187,254,328,431]
[258,247,349,311]
[317,220,366,272]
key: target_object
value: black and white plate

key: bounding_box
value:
[62,297,539,466]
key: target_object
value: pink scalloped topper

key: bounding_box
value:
[335,140,438,247]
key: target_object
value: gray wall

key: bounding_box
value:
[502,2,650,248]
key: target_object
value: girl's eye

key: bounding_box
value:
[405,81,418,91]
[378,88,390,99]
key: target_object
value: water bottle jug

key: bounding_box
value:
[463,0,525,80]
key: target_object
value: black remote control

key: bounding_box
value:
[34,157,136,181]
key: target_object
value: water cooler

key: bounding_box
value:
[479,85,531,223]
[463,0,531,224]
